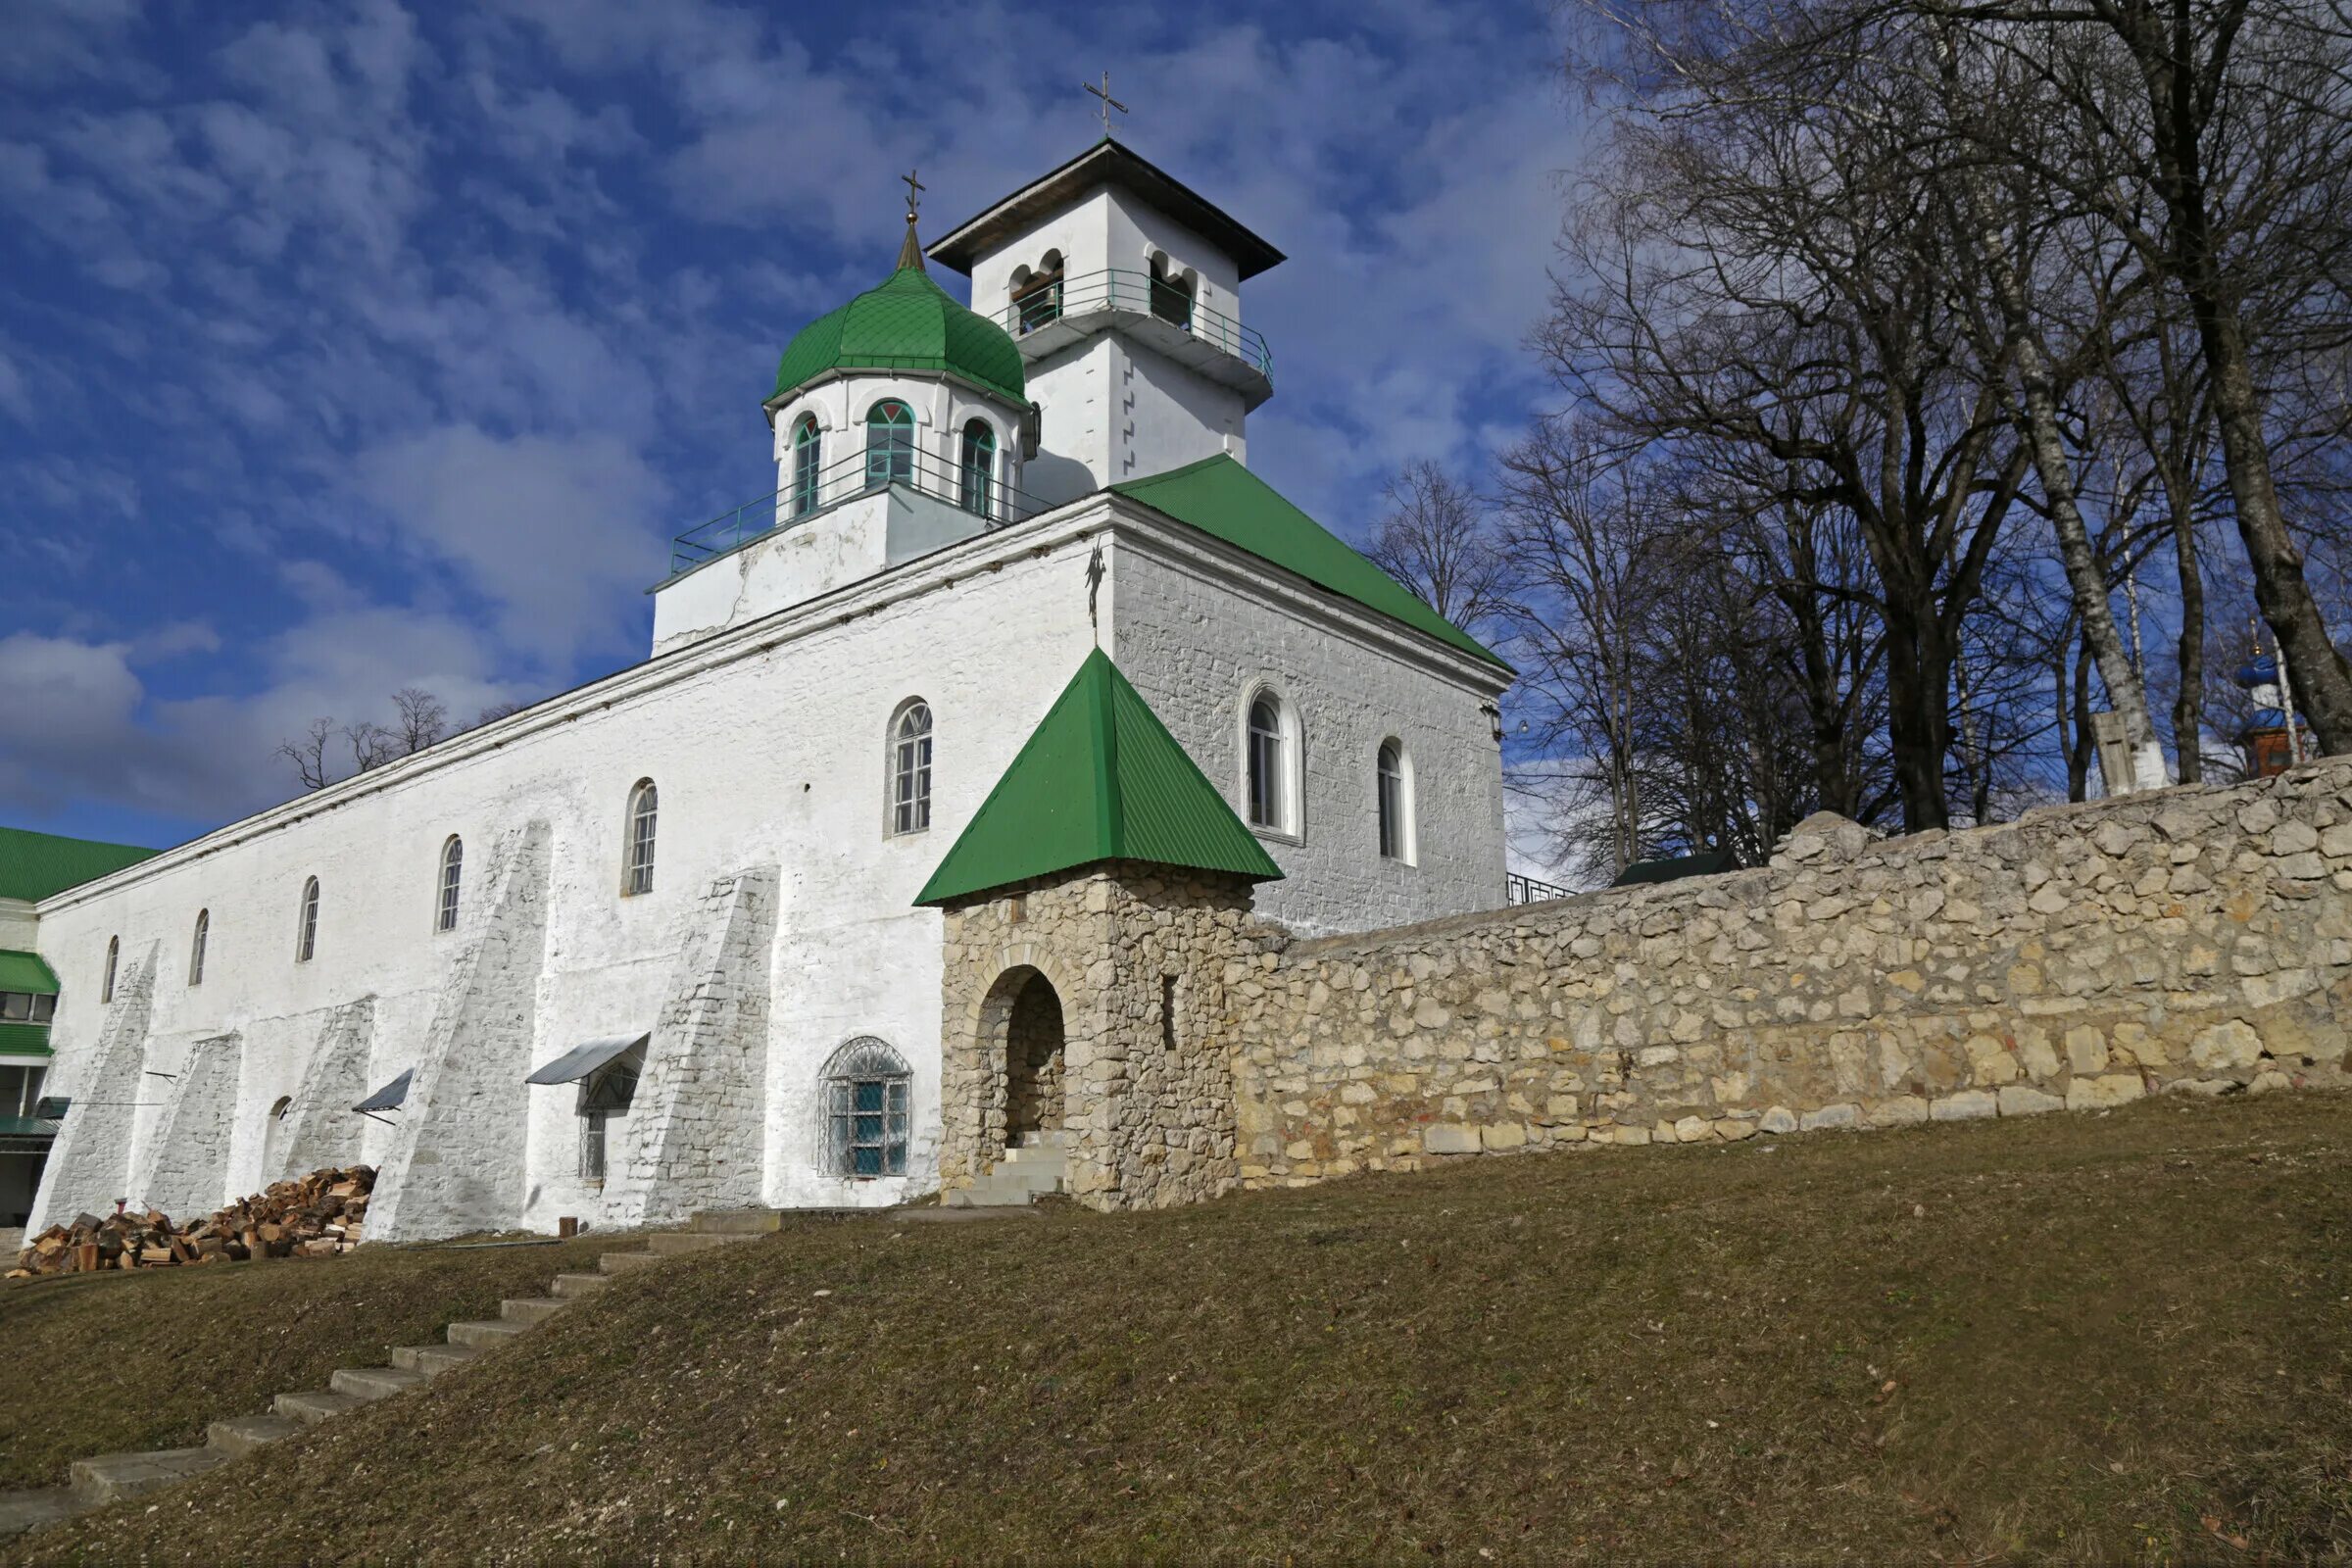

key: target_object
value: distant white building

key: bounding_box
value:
[12,142,1513,1241]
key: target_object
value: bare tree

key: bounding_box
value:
[389,687,449,754]
[275,688,456,792]
[274,718,337,792]
[1365,460,1510,632]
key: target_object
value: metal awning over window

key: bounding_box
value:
[354,1068,414,1113]
[526,1034,650,1086]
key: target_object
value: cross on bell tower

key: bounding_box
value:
[896,167,927,271]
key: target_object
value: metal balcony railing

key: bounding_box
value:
[666,445,1048,577]
[991,269,1273,381]
[1505,871,1575,906]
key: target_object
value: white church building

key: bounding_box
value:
[14,141,1513,1240]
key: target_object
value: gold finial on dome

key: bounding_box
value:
[897,168,927,271]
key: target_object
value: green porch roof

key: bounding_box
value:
[916,648,1283,906]
[0,951,58,995]
[1107,455,1510,671]
[0,826,159,904]
[0,1022,52,1059]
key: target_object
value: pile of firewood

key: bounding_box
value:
[7,1165,374,1279]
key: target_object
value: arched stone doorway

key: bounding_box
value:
[1004,970,1065,1146]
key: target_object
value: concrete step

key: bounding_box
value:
[500,1296,570,1327]
[0,1489,84,1541]
[445,1318,530,1350]
[599,1250,662,1275]
[330,1365,430,1401]
[206,1413,302,1456]
[69,1447,227,1505]
[391,1343,479,1376]
[274,1389,366,1424]
[1000,1144,1067,1166]
[550,1271,612,1298]
[946,1180,1038,1208]
[688,1208,783,1235]
[645,1231,729,1256]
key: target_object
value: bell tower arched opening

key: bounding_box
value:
[1004,970,1065,1145]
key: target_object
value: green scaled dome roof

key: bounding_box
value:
[771,257,1027,407]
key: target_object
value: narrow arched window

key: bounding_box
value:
[865,399,914,489]
[296,877,320,962]
[437,836,464,932]
[1150,254,1196,329]
[822,1037,910,1177]
[1377,741,1410,861]
[189,910,209,987]
[1015,251,1064,333]
[958,419,997,517]
[625,780,659,896]
[791,415,822,516]
[889,702,932,835]
[1248,695,1285,830]
[102,935,120,1004]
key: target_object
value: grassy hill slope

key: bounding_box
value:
[9,1093,2352,1564]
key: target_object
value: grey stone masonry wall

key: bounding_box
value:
[274,996,375,1181]
[603,864,779,1229]
[369,820,554,1243]
[26,944,158,1232]
[1228,758,2352,1187]
[136,1032,242,1218]
[940,865,1264,1211]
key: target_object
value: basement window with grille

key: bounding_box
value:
[822,1037,909,1178]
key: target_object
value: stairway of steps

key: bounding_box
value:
[941,1130,1069,1208]
[0,1208,784,1542]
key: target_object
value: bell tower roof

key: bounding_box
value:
[924,140,1286,280]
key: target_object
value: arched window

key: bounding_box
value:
[1014,250,1064,333]
[437,836,464,932]
[791,414,822,517]
[1377,740,1412,862]
[1247,694,1287,831]
[102,935,120,1004]
[296,876,320,962]
[889,701,932,835]
[864,399,914,489]
[624,780,659,896]
[189,910,209,987]
[822,1037,910,1177]
[958,419,997,517]
[1150,253,1196,329]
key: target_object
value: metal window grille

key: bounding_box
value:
[297,878,319,961]
[438,839,463,932]
[1377,745,1404,859]
[189,910,209,985]
[628,784,658,894]
[892,706,932,834]
[1248,700,1282,828]
[822,1039,910,1178]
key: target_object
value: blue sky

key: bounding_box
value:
[0,0,1579,851]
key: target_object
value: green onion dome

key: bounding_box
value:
[771,241,1027,408]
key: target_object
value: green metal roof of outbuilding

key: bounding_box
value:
[1108,456,1511,672]
[915,649,1283,906]
[0,951,58,995]
[0,826,159,904]
[771,242,1027,409]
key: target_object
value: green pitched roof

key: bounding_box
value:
[916,649,1283,906]
[0,826,159,904]
[0,1022,52,1059]
[0,951,58,995]
[772,260,1027,408]
[1108,456,1510,670]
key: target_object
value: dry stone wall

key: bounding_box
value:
[273,996,375,1182]
[135,1031,243,1218]
[940,865,1260,1210]
[1228,759,2352,1186]
[27,944,157,1231]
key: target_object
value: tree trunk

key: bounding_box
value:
[2168,467,2207,783]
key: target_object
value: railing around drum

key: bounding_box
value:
[1505,871,1575,906]
[992,269,1272,380]
[666,445,1046,577]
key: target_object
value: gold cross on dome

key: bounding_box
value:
[1084,72,1127,138]
[901,167,925,217]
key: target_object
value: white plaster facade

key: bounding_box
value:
[20,148,1510,1241]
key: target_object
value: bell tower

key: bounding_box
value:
[925,139,1285,508]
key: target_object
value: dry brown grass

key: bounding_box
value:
[8,1092,2352,1564]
